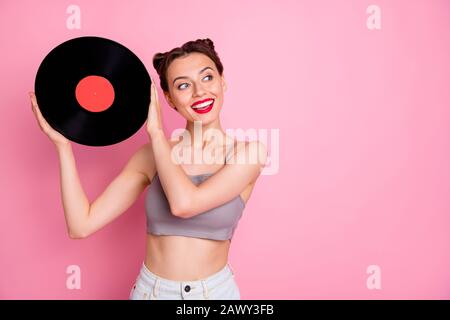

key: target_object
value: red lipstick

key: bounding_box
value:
[191,98,214,114]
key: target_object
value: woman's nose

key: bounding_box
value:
[192,83,206,97]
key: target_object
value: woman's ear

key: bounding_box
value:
[221,74,227,92]
[164,92,178,111]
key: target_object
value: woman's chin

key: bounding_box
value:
[188,110,220,125]
[190,117,214,125]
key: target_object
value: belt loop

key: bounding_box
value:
[201,280,209,299]
[152,278,160,298]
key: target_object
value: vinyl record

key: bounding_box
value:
[34,36,151,146]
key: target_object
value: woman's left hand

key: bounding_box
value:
[146,78,164,137]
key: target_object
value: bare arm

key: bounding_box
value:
[58,143,155,238]
[146,82,267,218]
[29,92,155,239]
[149,130,199,216]
[150,128,267,218]
[182,140,267,217]
[56,143,90,238]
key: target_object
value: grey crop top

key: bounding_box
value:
[145,145,245,241]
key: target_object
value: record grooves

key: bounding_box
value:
[34,36,151,146]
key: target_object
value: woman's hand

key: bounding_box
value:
[29,92,70,148]
[146,78,164,137]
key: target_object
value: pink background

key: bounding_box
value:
[1,0,449,299]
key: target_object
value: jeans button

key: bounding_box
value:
[184,285,191,292]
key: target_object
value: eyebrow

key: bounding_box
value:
[172,66,214,85]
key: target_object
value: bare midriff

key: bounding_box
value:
[144,233,231,281]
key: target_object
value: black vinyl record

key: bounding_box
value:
[34,36,151,146]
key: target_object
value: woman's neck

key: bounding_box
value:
[184,118,229,150]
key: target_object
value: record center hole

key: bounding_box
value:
[75,75,115,112]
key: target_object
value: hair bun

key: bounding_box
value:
[152,52,166,72]
[197,38,215,50]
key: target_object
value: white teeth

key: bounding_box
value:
[192,100,213,109]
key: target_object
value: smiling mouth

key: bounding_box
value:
[191,99,214,114]
[192,99,213,109]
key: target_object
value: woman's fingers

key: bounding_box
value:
[29,92,49,131]
[153,82,159,105]
[150,80,155,102]
[149,78,156,117]
[29,92,37,110]
[150,77,156,102]
[29,92,41,124]
[28,91,70,146]
[148,84,155,119]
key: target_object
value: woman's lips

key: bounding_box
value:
[192,100,214,114]
[191,98,213,107]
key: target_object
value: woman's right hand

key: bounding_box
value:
[29,91,70,148]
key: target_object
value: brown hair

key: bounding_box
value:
[152,38,224,93]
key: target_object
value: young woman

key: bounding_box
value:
[29,38,267,300]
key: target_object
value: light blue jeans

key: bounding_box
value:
[129,262,241,300]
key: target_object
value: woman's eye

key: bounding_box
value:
[177,75,212,90]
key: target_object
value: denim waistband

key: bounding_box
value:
[137,262,235,299]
